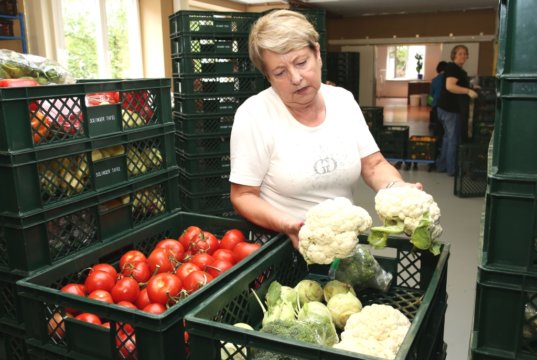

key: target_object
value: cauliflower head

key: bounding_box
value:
[298,197,372,264]
[334,304,411,359]
[368,187,443,255]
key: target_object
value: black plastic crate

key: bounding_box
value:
[454,143,488,198]
[376,125,409,159]
[169,11,259,36]
[170,34,249,57]
[473,122,495,145]
[0,79,172,153]
[185,235,449,360]
[480,175,537,274]
[0,324,27,360]
[17,211,281,360]
[173,93,250,116]
[0,270,26,330]
[0,170,179,275]
[175,132,230,157]
[173,74,264,95]
[0,0,17,16]
[174,112,233,137]
[361,106,384,132]
[471,267,537,359]
[176,151,230,176]
[171,54,258,77]
[0,123,176,217]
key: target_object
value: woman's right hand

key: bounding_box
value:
[281,219,304,249]
[468,89,478,99]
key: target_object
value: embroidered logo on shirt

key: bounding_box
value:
[313,157,337,175]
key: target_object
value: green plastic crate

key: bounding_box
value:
[178,187,232,214]
[492,78,537,176]
[0,123,176,217]
[169,11,259,36]
[0,270,26,330]
[0,170,179,275]
[16,211,281,360]
[175,133,230,157]
[0,79,172,153]
[174,112,233,137]
[171,54,258,77]
[185,235,449,360]
[170,34,249,57]
[0,324,28,360]
[173,74,265,95]
[408,135,437,161]
[176,152,230,176]
[454,143,488,198]
[471,267,537,359]
[496,0,537,75]
[179,170,229,195]
[480,175,537,274]
[173,93,250,116]
[361,106,384,133]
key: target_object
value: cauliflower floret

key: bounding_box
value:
[369,187,443,255]
[298,198,372,265]
[334,304,411,360]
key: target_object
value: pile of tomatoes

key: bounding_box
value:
[48,226,261,355]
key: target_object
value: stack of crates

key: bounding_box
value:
[327,52,360,101]
[169,11,262,216]
[0,79,179,359]
[471,0,537,358]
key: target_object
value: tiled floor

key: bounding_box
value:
[354,97,483,360]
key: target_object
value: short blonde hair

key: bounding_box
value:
[450,45,469,60]
[249,9,319,76]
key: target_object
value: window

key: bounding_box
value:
[386,45,425,80]
[58,0,142,79]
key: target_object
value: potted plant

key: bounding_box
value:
[415,53,423,79]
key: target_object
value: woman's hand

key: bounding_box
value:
[281,219,304,249]
[386,180,423,191]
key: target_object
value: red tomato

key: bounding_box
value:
[178,226,203,251]
[88,289,114,304]
[146,273,182,306]
[182,271,214,294]
[116,301,138,310]
[119,250,147,271]
[135,288,151,310]
[116,330,137,360]
[84,270,116,293]
[175,262,201,282]
[92,263,118,279]
[121,261,151,283]
[220,229,246,250]
[207,259,234,278]
[111,277,140,304]
[48,312,72,341]
[75,313,102,325]
[212,249,236,265]
[233,242,261,263]
[190,253,214,270]
[192,231,219,255]
[122,90,154,122]
[0,78,40,87]
[143,303,167,314]
[147,247,180,274]
[60,283,86,314]
[155,238,185,261]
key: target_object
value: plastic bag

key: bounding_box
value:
[0,49,74,84]
[333,245,393,293]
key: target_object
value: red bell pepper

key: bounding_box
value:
[0,78,40,88]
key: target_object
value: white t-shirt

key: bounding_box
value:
[229,84,379,219]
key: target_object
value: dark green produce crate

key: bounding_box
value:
[454,143,488,198]
[173,74,264,95]
[0,324,28,360]
[471,267,537,359]
[16,211,281,360]
[174,112,233,137]
[170,34,249,57]
[496,0,537,75]
[480,175,537,274]
[176,151,230,176]
[185,235,449,360]
[175,133,230,157]
[179,170,229,195]
[178,187,232,214]
[361,106,384,133]
[473,122,495,145]
[0,270,27,330]
[492,77,537,176]
[0,123,176,217]
[171,54,258,77]
[0,78,172,153]
[408,135,437,161]
[0,170,179,275]
[169,11,259,36]
[173,93,250,116]
[376,125,409,160]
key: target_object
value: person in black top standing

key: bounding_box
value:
[436,45,478,176]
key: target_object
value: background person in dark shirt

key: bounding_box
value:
[436,45,478,176]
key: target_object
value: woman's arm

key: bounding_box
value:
[360,152,422,191]
[446,76,478,98]
[230,183,303,248]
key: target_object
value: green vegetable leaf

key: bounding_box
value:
[367,230,389,249]
[410,217,433,251]
[266,281,282,308]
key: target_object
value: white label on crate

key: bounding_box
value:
[89,114,116,124]
[95,166,122,178]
